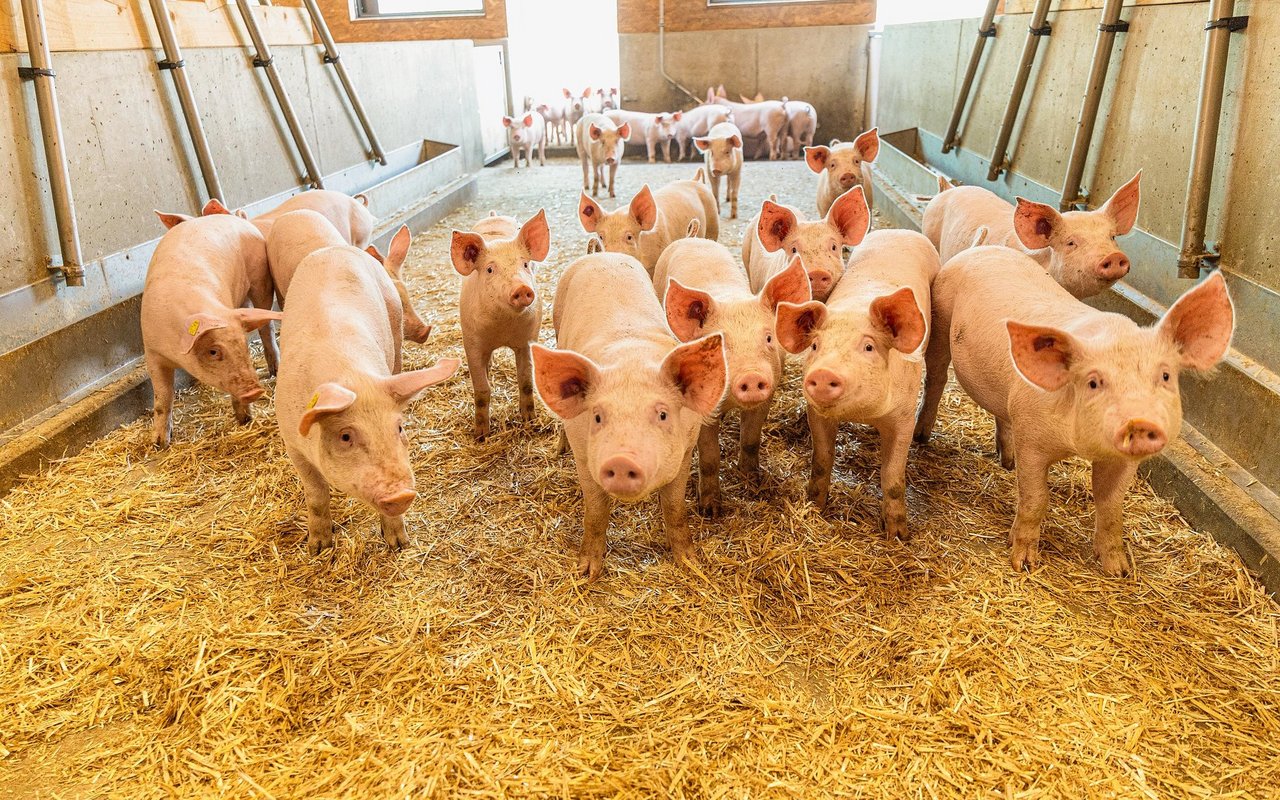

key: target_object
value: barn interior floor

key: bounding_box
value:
[1,155,1277,798]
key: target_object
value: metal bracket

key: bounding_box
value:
[322,53,340,64]
[252,56,273,68]
[17,65,55,79]
[157,58,184,70]
[1205,16,1248,32]
[977,25,996,38]
[1029,23,1052,36]
[1098,20,1130,33]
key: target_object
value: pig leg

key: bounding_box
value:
[677,135,687,161]
[662,139,672,163]
[914,307,953,444]
[580,151,591,192]
[380,513,409,551]
[1009,443,1053,572]
[1092,458,1138,576]
[247,287,280,377]
[660,447,699,566]
[556,427,569,456]
[465,339,493,440]
[514,342,535,424]
[646,135,656,164]
[290,448,335,555]
[608,163,618,198]
[739,401,770,491]
[876,415,914,541]
[538,138,545,166]
[995,418,1015,470]
[575,459,613,580]
[147,354,176,448]
[728,170,740,219]
[709,173,722,214]
[806,406,839,512]
[696,420,722,517]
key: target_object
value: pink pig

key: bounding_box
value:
[142,213,282,447]
[450,209,551,440]
[503,113,546,168]
[922,172,1141,299]
[708,85,788,160]
[673,103,732,161]
[276,244,459,555]
[199,190,377,249]
[605,108,683,163]
[914,247,1233,575]
[694,122,743,219]
[579,174,719,275]
[654,240,810,514]
[806,128,878,218]
[744,186,869,302]
[575,112,632,198]
[780,99,817,160]
[532,253,727,580]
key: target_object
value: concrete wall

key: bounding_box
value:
[0,39,485,433]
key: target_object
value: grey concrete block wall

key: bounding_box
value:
[619,25,871,146]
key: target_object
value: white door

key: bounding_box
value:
[472,44,510,164]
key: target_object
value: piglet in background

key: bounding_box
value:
[504,113,546,168]
[143,213,282,447]
[536,101,569,145]
[806,128,878,218]
[451,210,551,440]
[580,172,719,274]
[694,122,744,219]
[565,87,591,137]
[708,86,787,160]
[605,108,683,163]
[276,241,459,556]
[575,113,631,198]
[673,103,731,161]
[781,99,817,160]
[744,185,869,302]
[532,253,727,579]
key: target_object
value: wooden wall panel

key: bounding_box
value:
[317,0,507,42]
[617,0,875,35]
[1003,0,1206,12]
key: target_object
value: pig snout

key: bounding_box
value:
[238,386,265,403]
[711,168,723,178]
[804,368,845,406]
[376,489,418,517]
[598,455,646,499]
[1096,252,1130,282]
[1114,419,1167,457]
[731,372,772,407]
[510,284,536,309]
[838,172,857,188]
[807,269,835,299]
[605,156,617,165]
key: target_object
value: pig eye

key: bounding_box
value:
[340,431,353,443]
[659,410,668,421]
[207,347,222,360]
[864,342,874,353]
[811,341,818,352]
[593,413,602,424]
[766,333,773,344]
[831,243,837,251]
[790,246,798,255]
[1066,239,1077,249]
[1162,371,1171,383]
[486,265,493,274]
[626,234,634,242]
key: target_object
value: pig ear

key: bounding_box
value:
[616,122,632,141]
[1101,170,1142,236]
[1007,321,1076,392]
[502,116,514,128]
[760,255,812,311]
[774,301,828,354]
[383,225,412,277]
[202,198,233,216]
[693,137,711,153]
[1158,271,1234,371]
[365,244,384,264]
[630,186,658,231]
[589,124,603,141]
[382,358,460,405]
[664,279,715,342]
[179,313,228,354]
[672,111,682,121]
[578,192,604,233]
[727,134,741,149]
[938,174,955,192]
[531,344,600,420]
[155,210,192,230]
[717,84,726,97]
[518,209,551,261]
[758,200,797,252]
[298,382,357,437]
[450,231,486,276]
[870,287,926,354]
[706,87,716,103]
[523,113,535,127]
[828,185,870,247]
[232,307,284,332]
[804,146,829,174]
[854,127,880,162]
[661,333,727,417]
[1013,198,1061,249]
[563,88,571,98]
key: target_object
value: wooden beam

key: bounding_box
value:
[1003,0,1206,12]
[0,0,314,53]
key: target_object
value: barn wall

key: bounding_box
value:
[616,0,875,145]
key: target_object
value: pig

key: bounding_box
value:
[604,109,683,163]
[744,185,870,303]
[781,99,817,160]
[210,190,378,249]
[708,86,787,160]
[673,103,732,161]
[564,87,591,140]
[531,252,727,579]
[775,230,939,540]
[693,121,744,219]
[142,213,283,447]
[450,209,550,440]
[806,128,879,218]
[597,87,619,111]
[503,112,546,168]
[654,241,811,514]
[276,245,460,556]
[579,174,719,274]
[536,101,569,145]
[922,171,1142,299]
[360,229,433,345]
[575,112,631,198]
[913,247,1233,575]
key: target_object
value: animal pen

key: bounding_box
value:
[1,1,1278,798]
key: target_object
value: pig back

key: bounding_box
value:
[553,253,673,361]
[925,186,1017,263]
[144,214,264,310]
[282,246,400,373]
[653,238,747,301]
[835,230,937,344]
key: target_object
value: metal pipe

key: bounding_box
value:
[987,0,1053,181]
[19,0,83,286]
[233,0,324,188]
[658,0,703,106]
[300,0,386,165]
[1176,0,1246,278]
[147,0,224,202]
[942,0,999,154]
[1059,0,1127,210]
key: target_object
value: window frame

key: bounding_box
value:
[354,0,486,21]
[706,0,832,6]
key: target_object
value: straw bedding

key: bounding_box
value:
[1,156,1277,799]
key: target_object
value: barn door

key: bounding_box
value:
[472,43,511,164]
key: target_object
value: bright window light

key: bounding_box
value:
[357,0,484,17]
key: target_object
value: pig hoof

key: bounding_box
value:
[671,542,701,569]
[1010,542,1040,572]
[1096,548,1130,577]
[576,553,604,581]
[152,433,170,449]
[381,521,410,551]
[696,496,722,518]
[307,531,335,556]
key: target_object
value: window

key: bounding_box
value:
[356,0,485,18]
[706,0,830,6]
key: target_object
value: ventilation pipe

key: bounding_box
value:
[1059,0,1127,211]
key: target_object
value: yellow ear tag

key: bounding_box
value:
[187,320,200,336]
[306,392,319,410]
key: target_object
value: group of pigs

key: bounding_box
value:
[140,122,1234,583]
